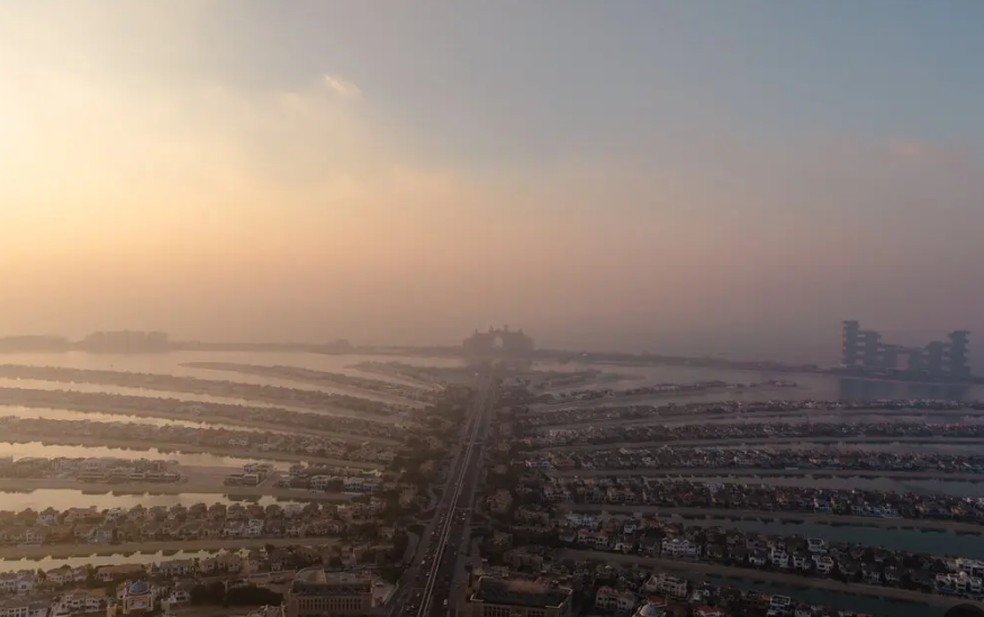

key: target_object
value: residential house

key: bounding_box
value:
[21,528,44,545]
[0,599,48,617]
[87,528,112,545]
[156,559,195,578]
[791,553,812,572]
[165,581,195,607]
[96,564,145,583]
[51,590,105,616]
[767,595,791,617]
[45,566,73,586]
[660,537,698,560]
[769,548,789,569]
[0,574,37,596]
[245,519,265,538]
[642,574,687,599]
[813,555,834,576]
[595,587,637,614]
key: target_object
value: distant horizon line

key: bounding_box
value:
[0,331,858,371]
[0,328,976,371]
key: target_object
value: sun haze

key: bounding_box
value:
[2,1,983,364]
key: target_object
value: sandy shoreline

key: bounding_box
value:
[0,396,401,445]
[562,504,984,533]
[0,432,384,468]
[558,548,968,609]
[552,467,984,481]
[534,407,984,431]
[0,537,340,560]
[530,386,755,411]
[540,435,984,452]
[0,473,357,504]
[182,362,429,408]
[0,366,410,422]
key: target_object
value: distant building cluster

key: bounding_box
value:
[463,326,534,357]
[841,321,971,379]
[78,331,169,353]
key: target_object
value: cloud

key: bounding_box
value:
[2,7,983,354]
[323,74,362,99]
[0,67,396,263]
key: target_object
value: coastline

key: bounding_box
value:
[552,467,984,481]
[0,393,405,442]
[557,548,961,609]
[0,472,356,503]
[0,537,340,560]
[541,435,984,452]
[561,504,984,533]
[0,433,383,468]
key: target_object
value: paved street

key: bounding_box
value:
[388,368,496,617]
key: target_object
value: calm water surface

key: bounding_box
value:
[0,489,306,511]
[693,518,984,559]
[702,574,931,617]
[673,474,984,498]
[662,412,984,427]
[0,376,301,410]
[0,441,285,469]
[533,360,984,402]
[0,351,454,388]
[0,376,414,418]
[0,549,221,574]
[710,441,984,455]
[0,405,280,434]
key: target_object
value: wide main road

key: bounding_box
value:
[391,367,497,617]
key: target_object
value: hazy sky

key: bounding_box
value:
[2,1,983,363]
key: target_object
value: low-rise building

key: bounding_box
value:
[154,559,195,578]
[594,586,636,613]
[284,568,374,617]
[96,565,145,584]
[642,574,687,599]
[51,589,105,616]
[466,577,572,617]
[0,573,37,596]
[660,538,697,560]
[0,598,48,617]
[766,595,791,617]
[813,555,834,575]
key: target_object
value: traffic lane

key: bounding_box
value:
[425,495,480,611]
[411,375,496,616]
[401,499,459,610]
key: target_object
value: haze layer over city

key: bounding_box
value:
[3,3,984,617]
[3,2,983,365]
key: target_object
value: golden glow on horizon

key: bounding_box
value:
[1,2,981,353]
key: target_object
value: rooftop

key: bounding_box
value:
[127,581,151,596]
[472,577,571,609]
[289,569,372,596]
